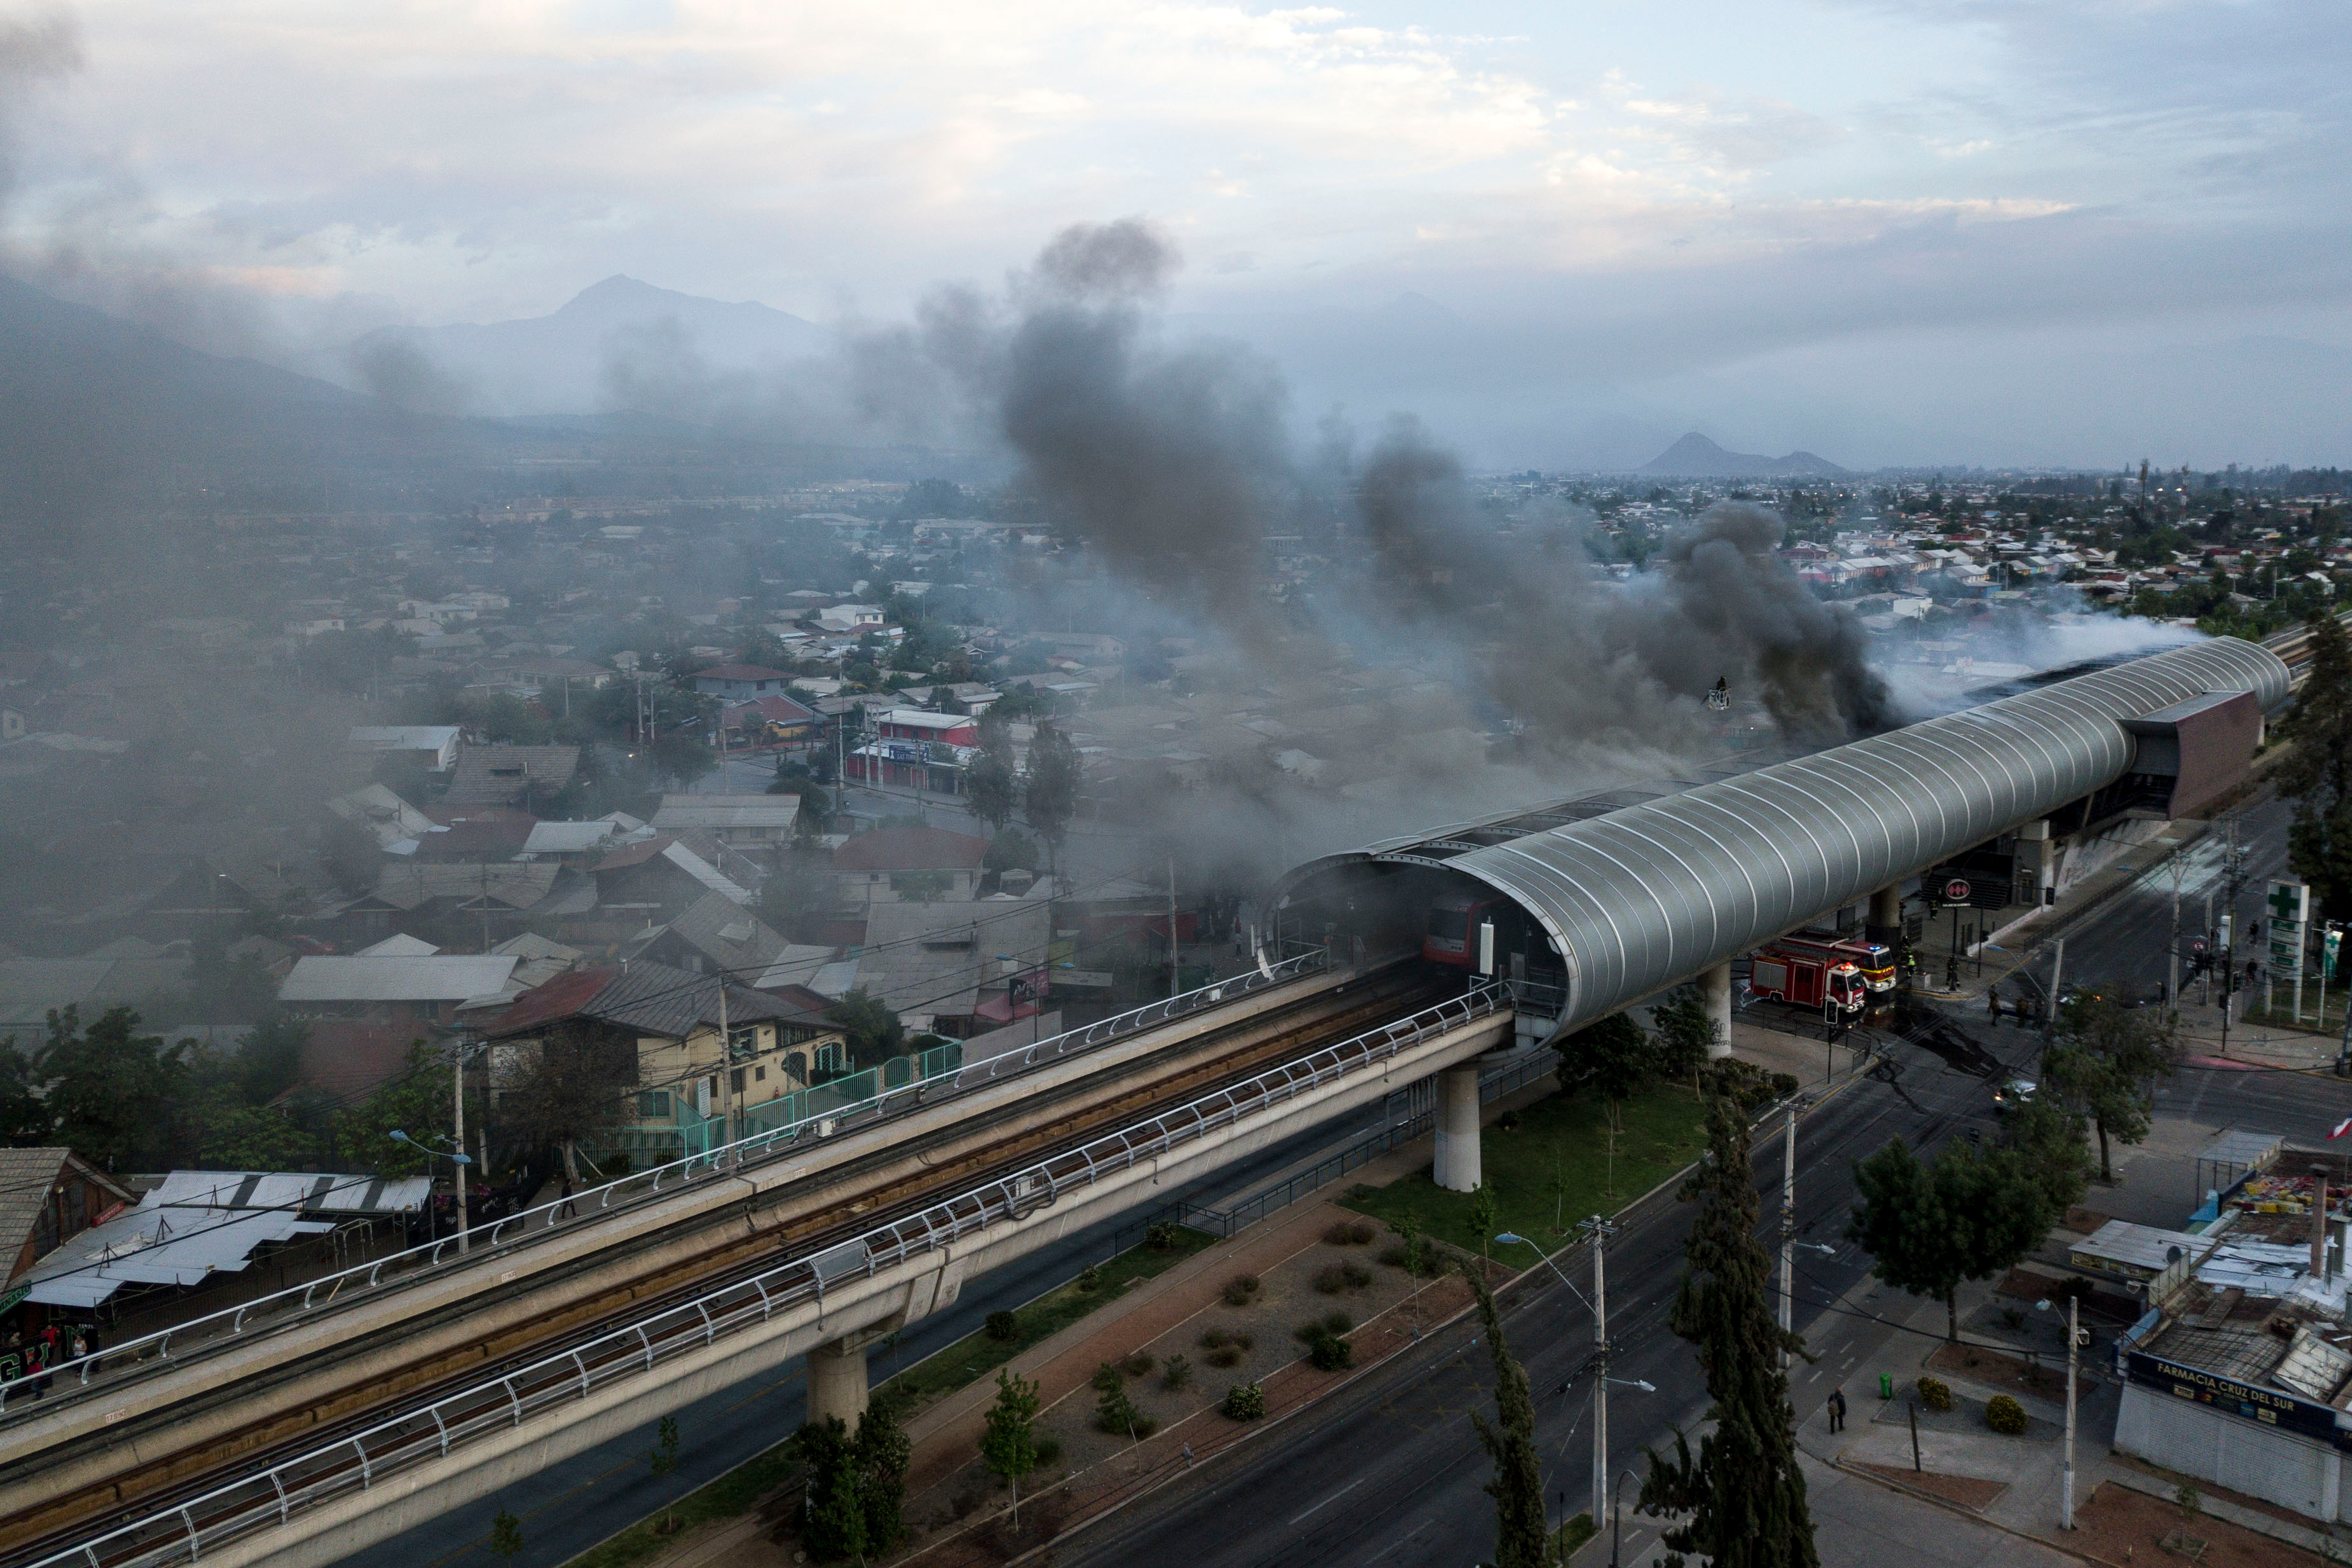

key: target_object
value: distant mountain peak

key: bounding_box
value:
[1640,431,1848,478]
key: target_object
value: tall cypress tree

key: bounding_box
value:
[1639,1096,1817,1568]
[1466,1269,1548,1568]
[2277,608,2352,917]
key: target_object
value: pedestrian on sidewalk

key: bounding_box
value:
[1987,984,2004,1026]
[1827,1386,1847,1432]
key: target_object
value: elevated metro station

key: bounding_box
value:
[1265,636,2292,1056]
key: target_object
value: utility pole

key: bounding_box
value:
[717,974,736,1154]
[1780,1101,1798,1370]
[453,1047,471,1255]
[1167,853,1181,1001]
[2168,851,2184,1010]
[2044,937,2065,1055]
[1583,1214,1618,1527]
[2063,1295,2080,1529]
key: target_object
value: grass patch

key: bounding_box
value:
[1552,1511,1599,1558]
[877,1225,1216,1412]
[565,1442,800,1568]
[558,1226,1216,1568]
[1341,1082,1707,1261]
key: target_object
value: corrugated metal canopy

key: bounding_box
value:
[1274,637,2290,1038]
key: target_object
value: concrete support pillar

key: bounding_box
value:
[806,1337,870,1427]
[1866,883,1903,951]
[1702,961,1734,1060]
[1432,1064,1482,1192]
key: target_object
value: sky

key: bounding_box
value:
[3,0,2348,471]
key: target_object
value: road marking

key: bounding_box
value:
[1289,1475,1365,1524]
[1806,1366,1822,1381]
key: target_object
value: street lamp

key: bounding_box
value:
[390,1130,474,1252]
[1494,1233,1591,1309]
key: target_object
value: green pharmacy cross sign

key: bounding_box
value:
[2268,880,2311,981]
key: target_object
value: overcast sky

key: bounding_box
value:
[4,1,2347,470]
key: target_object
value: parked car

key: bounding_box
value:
[1993,1078,2036,1115]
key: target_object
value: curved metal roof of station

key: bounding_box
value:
[1272,637,2292,1036]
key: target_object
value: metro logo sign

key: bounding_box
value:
[1944,878,1971,902]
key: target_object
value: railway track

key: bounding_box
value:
[0,969,1449,1565]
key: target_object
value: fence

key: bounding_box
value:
[1,947,1329,1422]
[33,980,1506,1568]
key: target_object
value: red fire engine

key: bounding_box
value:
[1749,944,1867,1015]
[1770,932,1895,993]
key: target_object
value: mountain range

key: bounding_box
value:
[355,275,830,416]
[1639,432,1849,478]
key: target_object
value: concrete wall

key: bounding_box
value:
[2116,1382,2345,1523]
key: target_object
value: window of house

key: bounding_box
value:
[730,1068,746,1093]
[755,1064,766,1082]
[636,1090,671,1118]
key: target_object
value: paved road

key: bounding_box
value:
[1057,803,2352,1568]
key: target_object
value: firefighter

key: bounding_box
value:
[1944,956,1960,992]
[1987,984,2004,1025]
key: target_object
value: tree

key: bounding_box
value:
[1639,1096,1817,1567]
[336,1040,452,1178]
[1466,1269,1548,1568]
[890,868,952,903]
[648,1413,681,1532]
[1562,1012,1652,1131]
[2042,993,2179,1182]
[966,710,1022,832]
[1651,987,1716,1081]
[492,1031,631,1183]
[488,1509,524,1561]
[980,1368,1042,1525]
[0,1040,50,1145]
[2005,1091,2092,1214]
[1021,722,1083,871]
[851,1387,911,1553]
[983,827,1039,875]
[823,991,904,1071]
[789,1414,867,1560]
[2276,609,2352,916]
[38,1006,188,1172]
[1846,1136,2052,1342]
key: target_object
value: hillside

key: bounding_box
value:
[357,275,831,416]
[1640,432,1850,478]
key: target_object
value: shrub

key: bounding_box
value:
[1496,1109,1522,1132]
[1199,1328,1230,1350]
[1343,1262,1372,1289]
[1916,1375,1953,1413]
[1090,1361,1124,1396]
[1145,1221,1182,1251]
[1984,1394,2027,1435]
[1076,1263,1102,1293]
[1307,1332,1352,1372]
[1234,1332,1255,1351]
[1378,1244,1410,1269]
[1222,1382,1266,1421]
[1770,1070,1800,1097]
[1206,1346,1242,1369]
[1323,1220,1376,1246]
[1321,1310,1352,1336]
[1120,1351,1155,1379]
[984,1310,1021,1343]
[1314,1265,1349,1295]
[1031,1435,1062,1468]
[1220,1274,1261,1308]
[1162,1354,1192,1391]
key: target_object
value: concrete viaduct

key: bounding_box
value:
[0,635,2294,1568]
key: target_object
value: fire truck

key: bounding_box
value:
[1749,943,1867,1017]
[1769,931,1896,993]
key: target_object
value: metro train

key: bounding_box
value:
[1422,890,1557,972]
